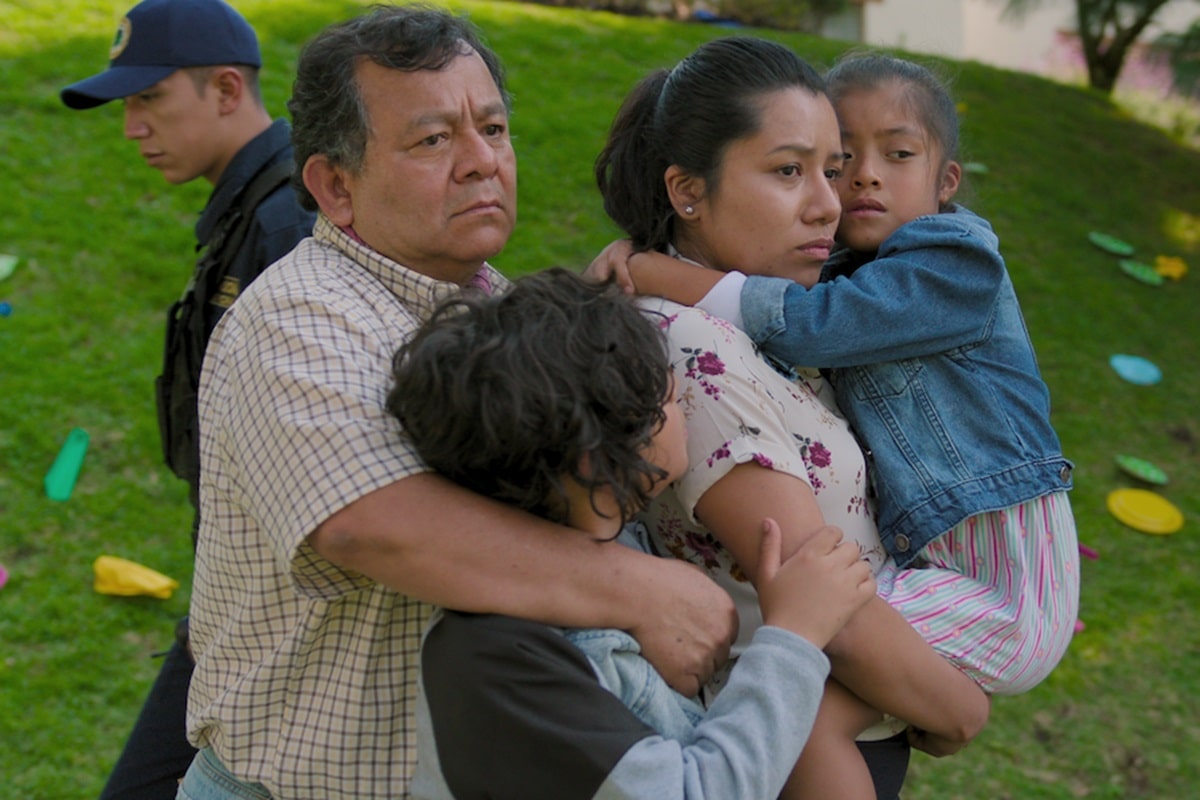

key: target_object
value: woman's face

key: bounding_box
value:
[673,88,843,288]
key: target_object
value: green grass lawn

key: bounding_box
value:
[1,1,1197,797]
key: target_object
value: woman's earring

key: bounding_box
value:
[683,205,694,216]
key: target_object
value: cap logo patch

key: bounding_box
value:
[109,17,132,61]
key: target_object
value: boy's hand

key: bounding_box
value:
[755,519,875,649]
[583,239,637,294]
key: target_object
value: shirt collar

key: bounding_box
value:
[312,214,506,322]
[196,118,293,247]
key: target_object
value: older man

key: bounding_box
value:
[178,6,736,797]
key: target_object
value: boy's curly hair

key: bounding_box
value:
[387,268,672,530]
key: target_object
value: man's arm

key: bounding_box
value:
[309,472,737,696]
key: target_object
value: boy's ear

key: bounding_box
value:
[938,161,962,206]
[576,451,595,479]
[664,164,706,219]
[210,66,245,114]
[303,154,355,227]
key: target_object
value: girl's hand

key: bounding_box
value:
[584,239,637,294]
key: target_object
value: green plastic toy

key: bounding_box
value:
[45,428,89,501]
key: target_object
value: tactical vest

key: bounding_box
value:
[155,159,294,493]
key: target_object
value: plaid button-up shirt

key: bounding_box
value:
[187,214,508,798]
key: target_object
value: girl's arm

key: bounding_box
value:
[584,239,724,306]
[742,214,1007,367]
[626,250,723,306]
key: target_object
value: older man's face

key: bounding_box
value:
[342,51,517,285]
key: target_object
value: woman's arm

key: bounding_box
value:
[693,464,988,749]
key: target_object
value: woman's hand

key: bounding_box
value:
[584,239,637,294]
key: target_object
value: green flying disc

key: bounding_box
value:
[1088,231,1135,257]
[1119,259,1164,286]
[1115,454,1168,485]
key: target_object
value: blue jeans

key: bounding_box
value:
[176,749,270,800]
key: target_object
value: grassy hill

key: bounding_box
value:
[1,1,1196,796]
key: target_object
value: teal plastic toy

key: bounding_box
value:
[45,428,90,501]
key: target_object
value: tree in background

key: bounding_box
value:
[1154,17,1200,96]
[1002,0,1199,93]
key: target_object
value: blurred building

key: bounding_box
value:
[822,0,1196,93]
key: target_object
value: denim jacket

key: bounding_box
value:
[564,522,705,741]
[741,205,1073,567]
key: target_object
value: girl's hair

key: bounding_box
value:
[596,36,826,252]
[288,4,510,211]
[826,52,959,168]
[387,268,672,531]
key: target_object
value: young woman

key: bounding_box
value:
[592,39,997,799]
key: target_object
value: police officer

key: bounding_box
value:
[61,1,314,797]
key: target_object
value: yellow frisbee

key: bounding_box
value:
[1106,489,1184,535]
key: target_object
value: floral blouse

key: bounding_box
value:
[639,299,888,660]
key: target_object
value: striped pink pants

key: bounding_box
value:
[875,491,1079,695]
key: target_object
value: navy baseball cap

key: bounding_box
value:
[61,0,261,110]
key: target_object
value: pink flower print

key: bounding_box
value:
[706,441,733,467]
[696,351,725,376]
[751,453,774,469]
[680,347,725,400]
[792,435,828,493]
[685,531,724,572]
[808,441,831,468]
[847,494,870,517]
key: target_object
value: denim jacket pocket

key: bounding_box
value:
[843,358,924,401]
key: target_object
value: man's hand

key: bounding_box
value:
[583,239,637,294]
[756,519,875,649]
[628,558,737,697]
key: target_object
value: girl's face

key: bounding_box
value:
[671,88,843,289]
[834,82,960,253]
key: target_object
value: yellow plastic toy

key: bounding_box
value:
[93,555,180,599]
[1106,489,1184,536]
[1154,255,1188,280]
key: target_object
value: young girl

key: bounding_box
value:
[591,52,1079,798]
[388,268,876,800]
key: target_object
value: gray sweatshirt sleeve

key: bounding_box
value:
[594,625,830,800]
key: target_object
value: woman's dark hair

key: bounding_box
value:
[387,268,672,530]
[826,52,959,172]
[595,36,826,252]
[288,4,510,211]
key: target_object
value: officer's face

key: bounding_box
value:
[123,69,226,185]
